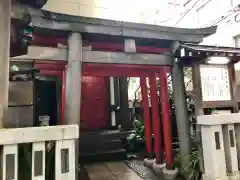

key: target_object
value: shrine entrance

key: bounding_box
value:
[10,5,218,172]
[19,56,172,164]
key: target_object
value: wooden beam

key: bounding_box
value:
[11,46,173,65]
[84,51,172,65]
[31,34,170,53]
[34,62,165,77]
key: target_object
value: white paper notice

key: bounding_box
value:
[200,65,231,101]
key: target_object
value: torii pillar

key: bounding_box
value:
[172,58,191,168]
[65,33,82,179]
[0,0,11,128]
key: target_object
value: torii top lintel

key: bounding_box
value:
[12,4,217,44]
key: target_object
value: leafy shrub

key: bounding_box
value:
[126,119,145,152]
[174,149,201,180]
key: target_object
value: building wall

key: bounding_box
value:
[42,0,184,25]
[196,0,239,47]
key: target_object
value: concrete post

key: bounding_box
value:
[200,124,227,180]
[65,33,82,179]
[197,114,240,180]
[0,0,11,128]
[171,59,191,166]
[235,124,240,172]
[222,124,239,179]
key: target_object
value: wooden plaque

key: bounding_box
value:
[200,65,231,102]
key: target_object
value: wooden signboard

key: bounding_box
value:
[193,63,237,173]
[200,64,231,102]
[193,62,238,114]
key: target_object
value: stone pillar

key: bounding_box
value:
[222,124,239,178]
[197,114,240,180]
[65,33,82,125]
[200,123,227,180]
[0,0,11,128]
[171,59,191,166]
[65,33,82,179]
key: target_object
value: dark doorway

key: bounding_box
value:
[35,77,59,126]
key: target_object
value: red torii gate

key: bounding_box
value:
[34,58,172,165]
[31,33,172,165]
[10,4,217,173]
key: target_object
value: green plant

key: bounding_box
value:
[126,119,145,152]
[174,149,201,180]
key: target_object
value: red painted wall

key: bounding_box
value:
[35,62,169,130]
[80,76,110,129]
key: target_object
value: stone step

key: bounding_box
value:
[79,130,131,163]
[79,130,133,142]
[79,149,127,164]
[80,139,124,154]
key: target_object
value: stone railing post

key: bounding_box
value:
[198,114,240,180]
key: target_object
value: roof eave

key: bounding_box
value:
[11,3,217,43]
